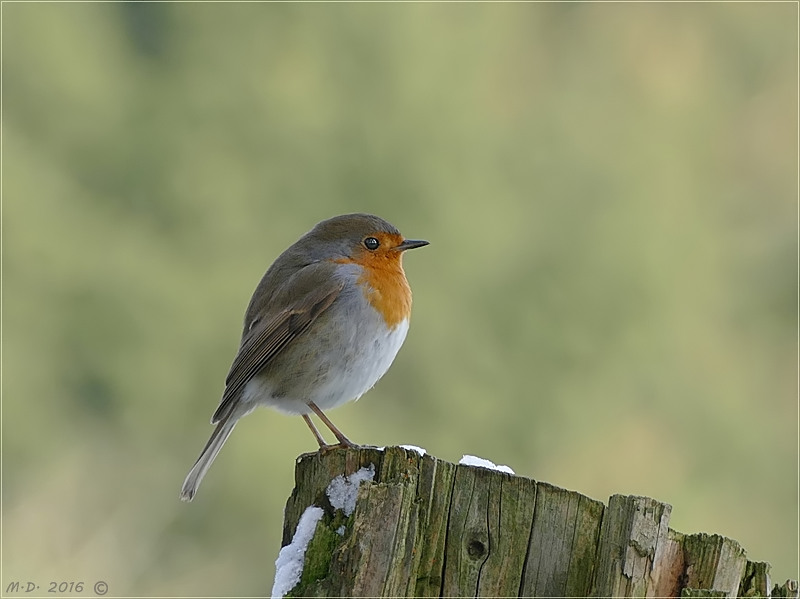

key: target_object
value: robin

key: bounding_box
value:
[180,213,428,501]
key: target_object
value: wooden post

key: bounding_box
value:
[276,446,797,598]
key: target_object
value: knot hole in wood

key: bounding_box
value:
[468,538,487,559]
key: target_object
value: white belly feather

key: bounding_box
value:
[241,317,410,415]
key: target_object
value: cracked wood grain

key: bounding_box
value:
[276,447,796,598]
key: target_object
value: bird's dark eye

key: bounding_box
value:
[364,237,380,251]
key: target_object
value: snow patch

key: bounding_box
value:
[459,454,515,475]
[271,506,324,599]
[399,444,427,456]
[336,525,346,536]
[326,464,376,517]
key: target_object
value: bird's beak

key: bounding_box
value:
[395,239,430,251]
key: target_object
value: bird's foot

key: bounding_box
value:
[318,438,358,454]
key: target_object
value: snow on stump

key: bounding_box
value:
[273,446,797,598]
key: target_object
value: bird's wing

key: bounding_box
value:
[211,267,344,424]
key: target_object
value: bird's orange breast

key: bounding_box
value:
[357,260,412,329]
[335,235,413,329]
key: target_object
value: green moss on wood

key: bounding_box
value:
[289,520,339,596]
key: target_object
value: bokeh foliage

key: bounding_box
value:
[2,2,796,595]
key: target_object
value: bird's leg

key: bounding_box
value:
[307,401,356,448]
[302,414,328,448]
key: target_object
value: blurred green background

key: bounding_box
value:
[3,2,797,595]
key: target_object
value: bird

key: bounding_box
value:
[180,213,428,501]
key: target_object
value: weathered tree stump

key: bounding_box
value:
[275,446,797,598]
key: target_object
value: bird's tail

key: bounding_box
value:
[180,412,238,502]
